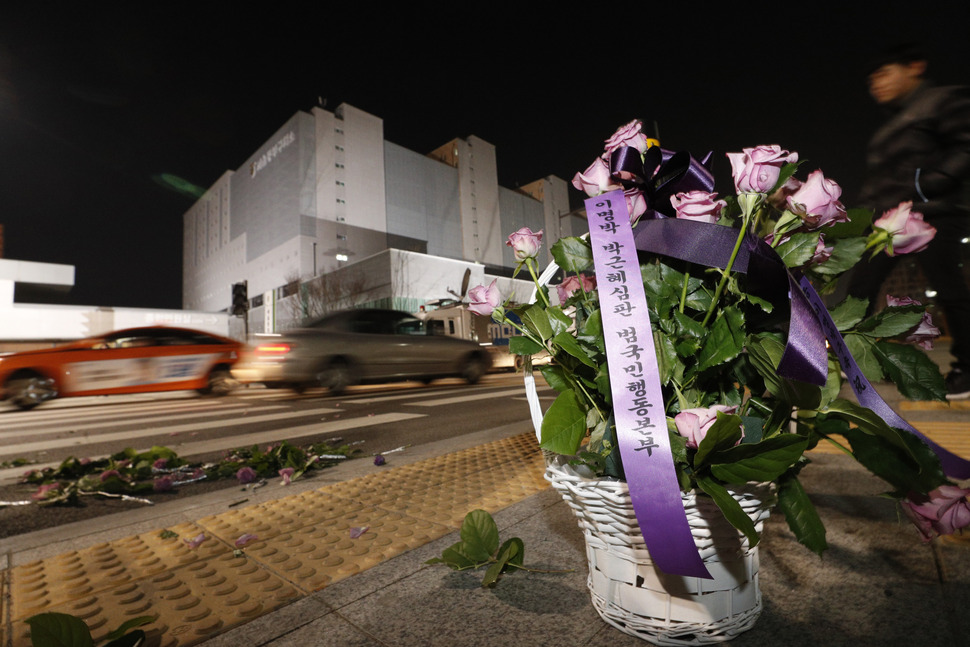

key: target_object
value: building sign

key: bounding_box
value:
[250,131,296,178]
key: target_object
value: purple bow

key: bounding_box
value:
[610,145,715,219]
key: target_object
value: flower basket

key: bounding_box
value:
[545,457,773,645]
[482,120,970,647]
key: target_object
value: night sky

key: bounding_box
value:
[2,4,968,310]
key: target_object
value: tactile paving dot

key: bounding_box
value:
[6,433,546,646]
[10,551,300,647]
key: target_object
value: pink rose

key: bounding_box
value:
[674,405,740,449]
[572,157,621,197]
[153,476,174,492]
[153,458,168,470]
[726,145,798,194]
[506,227,543,261]
[236,466,258,484]
[556,274,596,303]
[235,533,259,548]
[279,467,295,485]
[886,295,941,350]
[670,191,726,224]
[183,532,208,549]
[31,483,62,501]
[625,188,647,224]
[467,280,502,317]
[810,234,833,266]
[604,119,649,154]
[873,202,937,255]
[901,485,970,541]
[100,469,121,482]
[786,170,848,229]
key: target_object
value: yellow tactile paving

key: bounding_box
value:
[901,399,970,411]
[3,433,549,646]
[808,422,970,459]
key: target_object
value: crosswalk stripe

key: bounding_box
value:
[408,388,536,407]
[0,403,286,437]
[0,406,339,457]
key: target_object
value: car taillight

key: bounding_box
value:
[256,343,291,355]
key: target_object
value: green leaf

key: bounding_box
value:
[874,341,947,401]
[812,237,866,276]
[578,309,604,351]
[697,306,744,371]
[695,476,759,547]
[538,365,570,393]
[520,304,553,341]
[103,616,155,643]
[25,613,94,647]
[694,414,744,468]
[828,297,868,331]
[552,330,596,368]
[432,543,480,569]
[777,474,827,555]
[826,207,874,239]
[551,237,593,273]
[509,335,544,356]
[775,232,821,268]
[862,309,925,338]
[672,311,707,339]
[746,334,822,409]
[844,334,883,382]
[482,537,525,588]
[818,399,917,456]
[460,509,500,561]
[546,306,573,338]
[709,435,808,483]
[841,426,947,494]
[540,391,588,455]
[654,331,683,385]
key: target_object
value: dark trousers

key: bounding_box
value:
[847,217,970,370]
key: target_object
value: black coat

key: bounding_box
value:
[860,82,970,219]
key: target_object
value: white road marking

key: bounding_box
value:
[0,406,339,457]
[408,387,549,407]
[0,403,285,434]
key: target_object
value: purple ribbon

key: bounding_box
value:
[586,190,712,579]
[798,276,970,479]
[633,218,828,386]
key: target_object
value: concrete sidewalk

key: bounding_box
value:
[200,452,970,647]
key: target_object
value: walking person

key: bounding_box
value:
[848,43,970,399]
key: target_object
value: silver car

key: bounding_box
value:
[237,309,493,394]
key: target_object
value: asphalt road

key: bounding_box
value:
[0,372,545,484]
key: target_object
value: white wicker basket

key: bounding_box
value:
[545,457,773,645]
[526,256,773,643]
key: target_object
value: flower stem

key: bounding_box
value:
[679,271,690,314]
[820,435,854,457]
[701,193,762,327]
[526,259,550,307]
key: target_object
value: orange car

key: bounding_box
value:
[0,326,244,410]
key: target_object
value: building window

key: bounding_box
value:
[335,145,344,151]
[335,163,345,169]
[337,198,346,204]
[336,181,345,186]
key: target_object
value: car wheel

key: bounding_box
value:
[460,355,487,385]
[6,373,57,410]
[198,367,236,396]
[317,359,353,395]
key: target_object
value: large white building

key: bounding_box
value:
[182,103,574,333]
